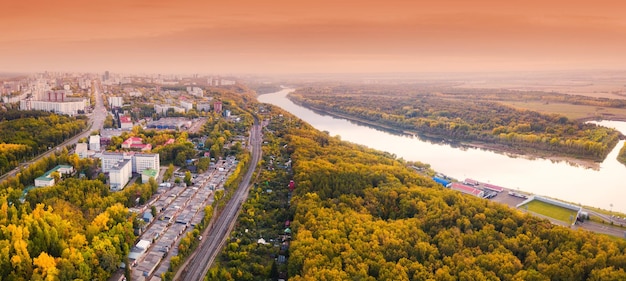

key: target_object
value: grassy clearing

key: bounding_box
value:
[499,101,626,120]
[523,200,579,223]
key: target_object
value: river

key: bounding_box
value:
[259,88,626,213]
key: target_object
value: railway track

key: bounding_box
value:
[176,119,262,281]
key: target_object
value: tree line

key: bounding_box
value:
[0,110,87,174]
[289,85,622,161]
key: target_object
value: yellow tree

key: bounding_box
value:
[33,252,59,281]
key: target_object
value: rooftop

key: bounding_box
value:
[450,182,483,196]
[142,168,158,177]
[36,165,74,180]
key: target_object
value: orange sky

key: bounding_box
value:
[1,0,625,74]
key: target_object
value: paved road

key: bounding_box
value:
[576,210,626,237]
[0,80,106,183]
[176,117,263,281]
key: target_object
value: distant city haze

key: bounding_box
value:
[1,0,625,74]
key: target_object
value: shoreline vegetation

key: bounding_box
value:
[290,100,605,169]
[228,104,626,280]
[286,85,626,169]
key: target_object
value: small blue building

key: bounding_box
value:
[433,177,451,188]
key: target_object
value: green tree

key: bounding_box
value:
[184,171,192,186]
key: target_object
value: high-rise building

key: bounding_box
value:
[197,103,211,112]
[101,152,129,173]
[108,96,123,108]
[133,153,160,174]
[89,135,101,151]
[214,101,223,113]
[109,159,132,190]
[180,100,193,112]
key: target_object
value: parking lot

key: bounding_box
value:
[128,159,236,280]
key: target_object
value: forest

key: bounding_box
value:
[0,110,87,174]
[209,103,626,280]
[0,149,153,280]
[289,85,623,162]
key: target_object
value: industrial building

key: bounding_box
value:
[146,117,191,130]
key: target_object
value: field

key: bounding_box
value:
[523,199,579,223]
[500,101,626,120]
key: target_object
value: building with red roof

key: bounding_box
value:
[122,137,152,151]
[450,182,484,198]
[120,115,133,130]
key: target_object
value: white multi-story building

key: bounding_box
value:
[100,152,160,174]
[133,153,160,174]
[186,86,203,97]
[180,100,193,112]
[154,104,185,115]
[221,79,236,86]
[75,143,89,159]
[89,135,101,151]
[109,159,132,190]
[197,103,211,112]
[2,93,26,104]
[101,152,129,173]
[20,99,87,115]
[108,96,123,108]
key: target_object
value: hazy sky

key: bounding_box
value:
[1,0,625,74]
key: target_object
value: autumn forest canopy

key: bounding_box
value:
[207,102,626,281]
[2,80,626,280]
[0,110,87,174]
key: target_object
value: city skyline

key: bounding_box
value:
[1,0,626,74]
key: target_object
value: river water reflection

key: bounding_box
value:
[259,88,626,213]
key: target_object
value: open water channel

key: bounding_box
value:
[259,88,626,213]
